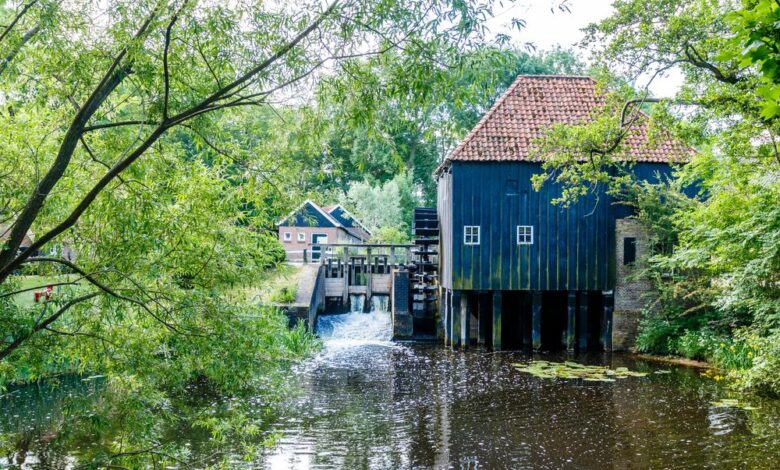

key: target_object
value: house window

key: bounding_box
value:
[506,179,519,196]
[283,232,292,241]
[623,237,637,265]
[517,225,533,245]
[297,232,306,242]
[464,226,480,245]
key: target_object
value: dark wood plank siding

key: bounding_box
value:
[446,161,675,291]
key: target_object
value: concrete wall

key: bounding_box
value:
[613,218,654,350]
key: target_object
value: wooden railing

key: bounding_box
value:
[312,243,414,307]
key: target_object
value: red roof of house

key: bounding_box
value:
[439,75,692,171]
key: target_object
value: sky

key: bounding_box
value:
[488,0,682,97]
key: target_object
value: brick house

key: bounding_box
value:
[276,200,370,262]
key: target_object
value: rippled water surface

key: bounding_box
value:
[262,309,780,469]
[3,305,780,469]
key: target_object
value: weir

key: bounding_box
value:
[315,294,393,344]
[313,243,413,312]
[298,210,440,340]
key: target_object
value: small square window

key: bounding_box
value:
[623,237,637,265]
[297,232,306,242]
[283,232,292,241]
[464,226,480,245]
[517,225,533,245]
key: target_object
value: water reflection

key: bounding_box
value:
[260,311,780,469]
[3,309,780,468]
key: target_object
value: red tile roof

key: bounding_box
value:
[439,75,693,171]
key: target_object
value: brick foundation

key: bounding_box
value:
[613,218,654,351]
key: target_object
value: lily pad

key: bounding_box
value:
[710,399,760,411]
[513,360,648,382]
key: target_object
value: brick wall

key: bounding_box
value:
[613,218,655,350]
[278,227,359,261]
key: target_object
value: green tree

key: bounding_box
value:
[0,0,527,463]
[307,47,584,204]
[529,0,780,395]
[340,172,419,241]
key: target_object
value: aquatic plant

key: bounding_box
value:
[710,398,760,411]
[513,361,649,382]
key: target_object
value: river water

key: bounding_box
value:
[3,297,780,468]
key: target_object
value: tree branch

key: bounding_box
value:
[82,120,158,133]
[18,257,181,333]
[1,0,342,281]
[0,25,39,76]
[0,292,99,361]
[683,43,741,84]
[0,0,38,45]
[0,1,164,280]
[168,0,340,125]
[162,0,189,120]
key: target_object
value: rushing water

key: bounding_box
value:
[3,297,780,468]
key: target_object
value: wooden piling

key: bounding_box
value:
[532,291,542,351]
[492,291,502,351]
[477,294,489,345]
[451,291,462,348]
[460,293,470,349]
[441,289,449,344]
[366,247,373,310]
[578,291,589,350]
[566,291,576,351]
[601,290,614,352]
[342,247,349,308]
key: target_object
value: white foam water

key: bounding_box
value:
[316,295,393,350]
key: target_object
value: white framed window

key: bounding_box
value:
[297,232,306,242]
[517,225,534,245]
[464,225,480,245]
[283,232,292,241]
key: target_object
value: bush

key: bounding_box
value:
[671,329,719,361]
[635,315,679,355]
[735,333,780,398]
[269,286,296,304]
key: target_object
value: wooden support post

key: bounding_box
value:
[532,291,542,351]
[303,249,308,263]
[601,291,614,352]
[446,290,453,347]
[451,291,462,349]
[521,294,532,349]
[460,293,470,349]
[566,291,576,352]
[477,294,489,345]
[342,248,349,308]
[366,248,373,311]
[579,291,589,350]
[441,289,449,345]
[492,291,502,351]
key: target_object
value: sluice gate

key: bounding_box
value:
[311,243,412,312]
